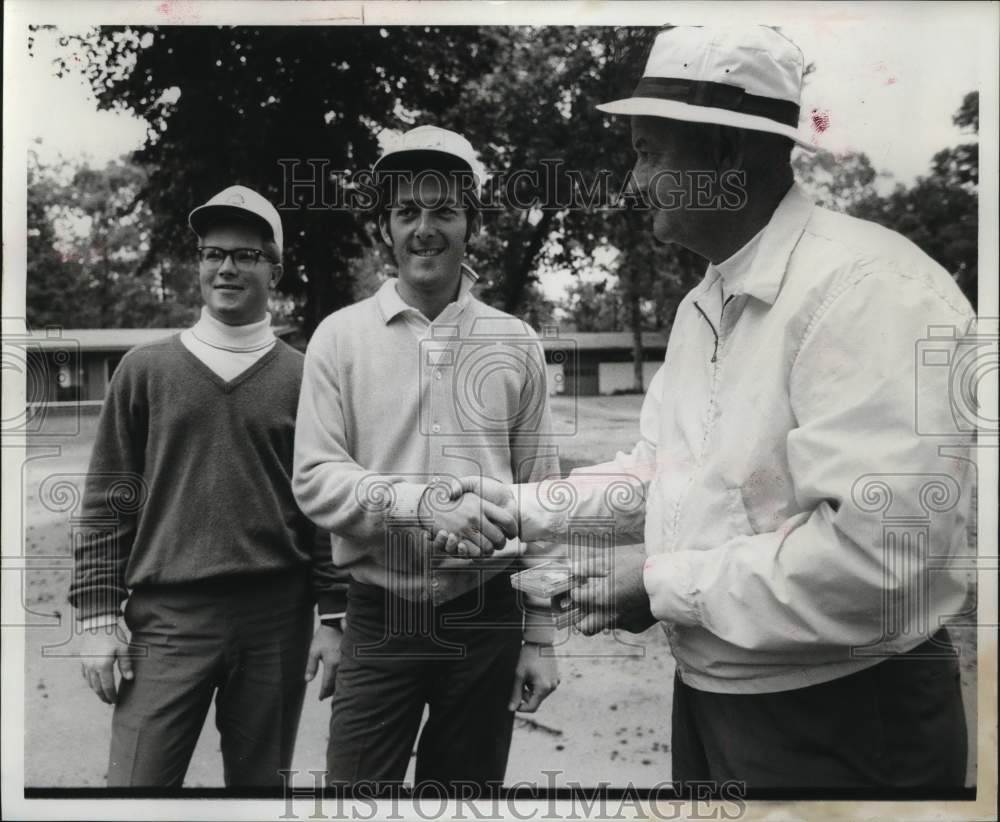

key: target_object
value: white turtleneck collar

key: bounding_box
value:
[189,306,275,351]
[180,307,277,381]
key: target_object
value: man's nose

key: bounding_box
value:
[630,161,649,198]
[217,253,239,275]
[414,210,436,239]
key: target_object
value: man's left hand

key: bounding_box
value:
[509,643,560,713]
[304,623,343,700]
[570,545,658,635]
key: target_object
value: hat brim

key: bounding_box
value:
[597,97,819,152]
[373,149,481,184]
[188,204,276,241]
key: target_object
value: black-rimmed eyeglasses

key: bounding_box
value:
[197,247,267,270]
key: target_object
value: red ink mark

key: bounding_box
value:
[885,77,897,86]
[156,0,199,22]
[810,108,830,134]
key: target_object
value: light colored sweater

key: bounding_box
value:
[293,279,562,643]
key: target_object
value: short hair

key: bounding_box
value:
[373,161,481,244]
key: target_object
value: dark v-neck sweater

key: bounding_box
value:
[69,334,341,620]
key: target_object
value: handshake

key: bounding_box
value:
[416,474,658,635]
[417,476,518,558]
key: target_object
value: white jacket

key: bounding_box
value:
[519,184,977,693]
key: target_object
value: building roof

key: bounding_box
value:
[540,331,668,351]
[24,327,294,351]
[23,327,667,353]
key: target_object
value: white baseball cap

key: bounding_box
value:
[373,125,483,186]
[188,185,284,254]
[597,25,818,151]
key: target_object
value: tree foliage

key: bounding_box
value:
[51,25,499,333]
[794,92,978,308]
[27,148,199,328]
[39,27,978,340]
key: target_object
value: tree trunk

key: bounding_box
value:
[629,281,644,393]
[501,210,556,316]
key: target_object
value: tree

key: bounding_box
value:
[48,25,681,342]
[852,179,977,308]
[48,25,500,334]
[560,205,705,392]
[792,150,884,212]
[794,92,978,308]
[27,151,86,328]
[27,149,199,328]
[436,27,659,318]
[564,278,625,332]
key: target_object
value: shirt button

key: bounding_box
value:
[432,578,439,588]
[432,423,441,433]
[435,370,443,380]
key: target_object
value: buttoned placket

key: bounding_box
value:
[416,313,466,607]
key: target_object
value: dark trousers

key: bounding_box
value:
[326,573,523,788]
[108,570,313,787]
[671,630,968,789]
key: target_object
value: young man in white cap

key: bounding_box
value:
[452,26,974,789]
[71,185,347,787]
[293,125,561,788]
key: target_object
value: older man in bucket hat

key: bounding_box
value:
[71,184,347,787]
[451,26,975,789]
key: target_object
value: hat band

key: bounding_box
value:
[632,77,800,128]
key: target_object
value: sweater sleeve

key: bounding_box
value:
[68,357,147,621]
[293,324,429,544]
[309,525,350,615]
[509,329,564,645]
[516,367,663,544]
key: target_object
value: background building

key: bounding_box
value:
[22,328,669,412]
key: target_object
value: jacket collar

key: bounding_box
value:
[698,183,815,305]
[375,263,479,324]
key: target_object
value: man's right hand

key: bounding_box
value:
[419,487,517,558]
[432,476,519,558]
[80,623,133,705]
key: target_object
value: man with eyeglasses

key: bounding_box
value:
[70,185,346,787]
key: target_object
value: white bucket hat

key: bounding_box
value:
[598,25,818,152]
[189,185,284,254]
[374,125,483,186]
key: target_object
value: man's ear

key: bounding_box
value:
[712,125,747,172]
[270,263,284,288]
[378,214,392,247]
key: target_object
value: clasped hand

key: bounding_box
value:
[421,476,518,558]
